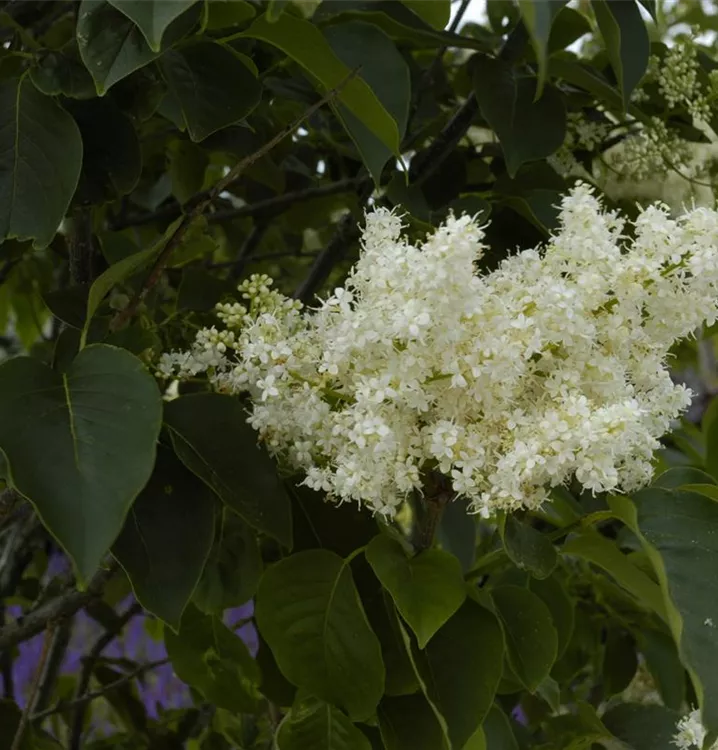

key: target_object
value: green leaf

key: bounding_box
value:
[192,506,262,615]
[177,267,235,311]
[437,497,477,573]
[628,488,718,732]
[482,704,519,750]
[164,392,292,547]
[547,7,593,54]
[325,21,410,185]
[160,41,262,142]
[592,0,649,106]
[0,77,82,249]
[561,529,668,621]
[266,0,289,22]
[0,701,62,749]
[166,603,260,712]
[654,466,717,489]
[206,0,256,29]
[639,628,686,711]
[547,55,625,112]
[168,139,208,204]
[67,97,142,204]
[107,0,198,52]
[601,703,682,750]
[0,345,162,581]
[378,694,450,750]
[602,627,637,697]
[501,515,558,579]
[528,574,574,659]
[255,549,384,721]
[518,0,568,96]
[365,534,466,648]
[414,600,505,748]
[473,56,566,177]
[77,0,159,94]
[112,445,215,629]
[399,0,450,30]
[491,585,558,692]
[242,13,400,154]
[82,217,182,347]
[278,695,372,750]
[30,47,96,100]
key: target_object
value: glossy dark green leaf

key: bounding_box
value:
[166,604,260,712]
[502,515,558,579]
[654,466,717,489]
[602,628,637,697]
[491,585,558,692]
[206,0,256,29]
[0,77,82,248]
[561,530,667,620]
[548,55,625,112]
[108,0,198,51]
[437,497,477,573]
[378,694,450,750]
[625,488,718,732]
[164,392,292,547]
[547,6,592,53]
[325,21,410,184]
[112,445,215,629]
[400,0,449,30]
[518,0,567,95]
[242,13,400,154]
[43,285,90,330]
[639,628,686,711]
[415,600,505,748]
[278,694,372,750]
[602,703,682,750]
[529,575,574,659]
[366,534,466,648]
[67,97,142,204]
[255,549,384,720]
[30,47,96,99]
[473,56,566,177]
[168,139,208,204]
[192,507,262,615]
[592,0,649,106]
[77,0,159,94]
[0,345,162,580]
[160,42,262,142]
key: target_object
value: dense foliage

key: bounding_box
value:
[3,0,718,748]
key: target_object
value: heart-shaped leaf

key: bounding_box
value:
[366,535,466,648]
[0,344,162,580]
[107,0,197,51]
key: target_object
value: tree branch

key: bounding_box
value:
[10,624,54,750]
[69,600,142,750]
[110,67,361,332]
[0,562,117,653]
[113,176,367,231]
[33,658,169,723]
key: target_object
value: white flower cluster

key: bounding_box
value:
[673,708,717,749]
[158,184,718,518]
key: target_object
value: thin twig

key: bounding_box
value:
[33,658,168,723]
[114,177,367,231]
[10,623,55,750]
[229,223,268,281]
[110,67,361,332]
[0,562,117,653]
[69,601,142,750]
